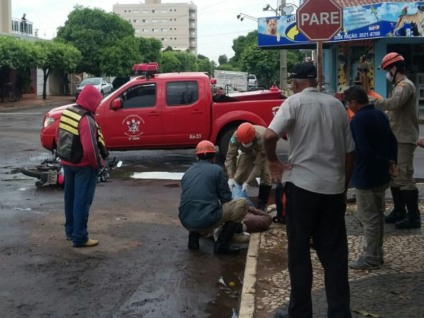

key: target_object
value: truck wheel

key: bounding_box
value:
[218,127,237,159]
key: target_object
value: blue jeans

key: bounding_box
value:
[63,165,98,246]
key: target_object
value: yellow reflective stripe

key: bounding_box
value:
[59,122,79,135]
[61,116,79,128]
[98,138,106,146]
[63,110,83,121]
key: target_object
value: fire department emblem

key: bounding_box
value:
[122,115,144,140]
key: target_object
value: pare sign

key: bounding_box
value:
[296,0,343,41]
[298,12,341,26]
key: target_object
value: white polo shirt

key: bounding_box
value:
[268,87,354,194]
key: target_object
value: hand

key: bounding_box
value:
[268,160,293,183]
[228,178,236,188]
[417,138,424,148]
[389,162,398,177]
[242,183,249,192]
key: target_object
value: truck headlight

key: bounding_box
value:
[43,117,55,128]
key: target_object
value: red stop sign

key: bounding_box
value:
[297,0,343,41]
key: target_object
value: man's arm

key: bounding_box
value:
[375,83,413,111]
[263,128,292,183]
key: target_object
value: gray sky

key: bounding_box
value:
[12,0,300,62]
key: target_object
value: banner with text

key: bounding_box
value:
[258,1,424,47]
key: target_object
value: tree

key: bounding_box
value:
[138,38,162,64]
[240,44,280,89]
[230,31,258,67]
[196,55,213,76]
[218,55,228,65]
[56,6,137,76]
[0,36,40,96]
[160,51,198,72]
[99,36,140,77]
[35,41,81,99]
[160,51,181,73]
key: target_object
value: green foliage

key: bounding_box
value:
[240,44,280,88]
[160,51,181,73]
[0,36,40,70]
[216,64,238,71]
[230,31,258,67]
[35,40,81,99]
[218,55,228,65]
[159,51,200,72]
[56,6,137,76]
[139,38,162,64]
[99,36,139,76]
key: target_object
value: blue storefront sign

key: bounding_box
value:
[258,1,424,47]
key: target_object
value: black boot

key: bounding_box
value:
[214,221,241,254]
[396,189,421,229]
[257,184,272,211]
[385,187,406,224]
[188,231,200,250]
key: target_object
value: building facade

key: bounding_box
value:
[113,0,197,55]
[258,0,424,117]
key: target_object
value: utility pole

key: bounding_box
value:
[280,1,287,90]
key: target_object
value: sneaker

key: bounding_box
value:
[73,239,99,248]
[349,257,380,270]
[231,232,250,243]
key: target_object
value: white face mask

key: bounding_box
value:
[242,142,253,148]
[386,71,394,83]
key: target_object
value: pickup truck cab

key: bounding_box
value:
[41,71,285,157]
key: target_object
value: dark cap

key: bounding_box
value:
[288,62,317,79]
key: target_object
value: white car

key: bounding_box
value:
[248,74,257,88]
[75,77,113,99]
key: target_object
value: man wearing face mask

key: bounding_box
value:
[225,122,272,211]
[375,52,421,229]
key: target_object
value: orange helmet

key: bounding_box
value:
[237,122,256,144]
[195,140,216,155]
[379,52,404,70]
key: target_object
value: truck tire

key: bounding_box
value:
[218,127,237,159]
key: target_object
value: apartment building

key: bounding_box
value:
[113,0,197,55]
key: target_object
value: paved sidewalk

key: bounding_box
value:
[240,187,424,318]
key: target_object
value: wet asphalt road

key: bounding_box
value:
[0,106,246,318]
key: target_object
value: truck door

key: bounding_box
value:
[161,80,210,146]
[100,83,163,149]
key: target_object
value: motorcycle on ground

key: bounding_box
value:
[20,156,122,188]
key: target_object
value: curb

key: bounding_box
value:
[239,232,260,318]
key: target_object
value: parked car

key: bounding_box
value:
[75,77,113,99]
[248,74,257,88]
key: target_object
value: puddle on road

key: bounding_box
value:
[13,207,32,211]
[131,171,184,180]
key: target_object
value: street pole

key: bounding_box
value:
[280,0,287,90]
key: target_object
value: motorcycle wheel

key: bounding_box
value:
[20,166,49,182]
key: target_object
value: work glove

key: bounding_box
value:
[228,178,236,189]
[242,182,249,192]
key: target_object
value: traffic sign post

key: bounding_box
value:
[296,0,343,91]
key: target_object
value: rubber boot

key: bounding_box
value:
[385,187,406,224]
[188,231,200,250]
[257,184,272,212]
[396,189,421,229]
[214,221,241,254]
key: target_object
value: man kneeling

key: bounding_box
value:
[179,140,249,254]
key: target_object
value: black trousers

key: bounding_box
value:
[284,182,351,318]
